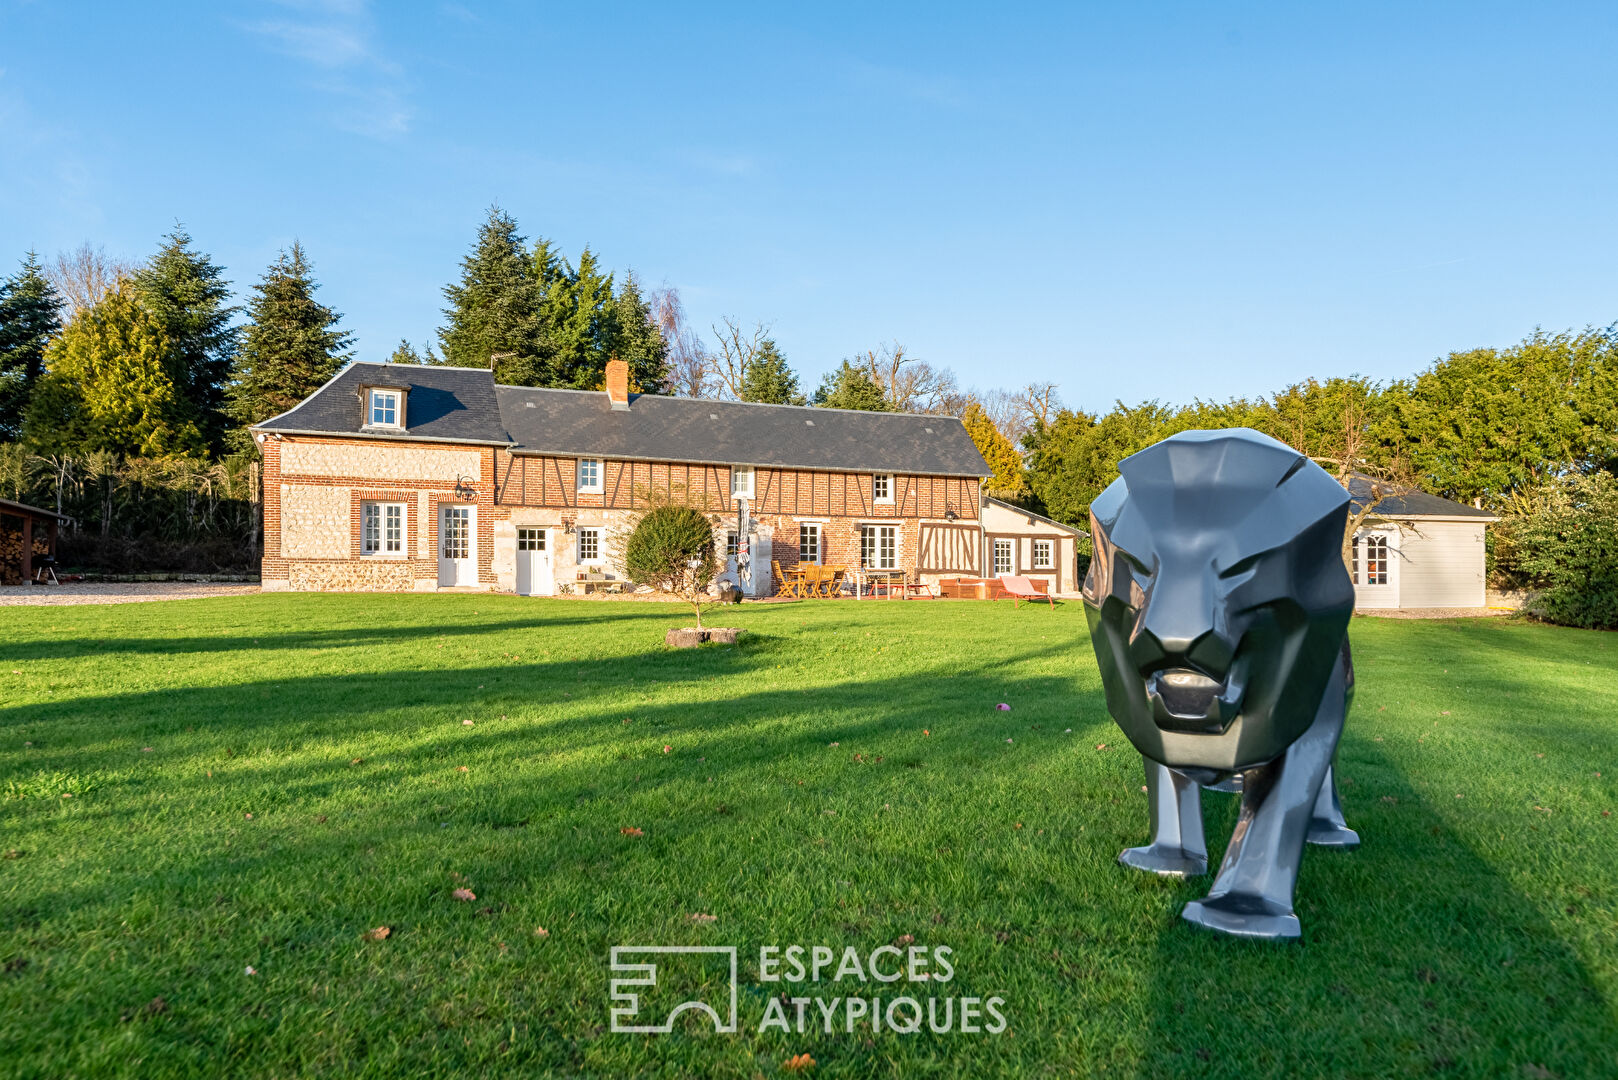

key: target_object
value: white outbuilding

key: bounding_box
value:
[1347,477,1497,611]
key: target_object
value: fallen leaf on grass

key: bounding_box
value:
[534,927,549,937]
[3,849,20,859]
[452,888,477,901]
[350,758,364,765]
[1095,743,1107,751]
[783,1053,816,1072]
[362,926,391,942]
[922,729,930,736]
[462,720,475,727]
[456,766,469,773]
[1381,796,1398,804]
[1534,806,1553,814]
[141,747,153,753]
[662,745,671,754]
[245,966,257,976]
[893,934,915,946]
[620,827,643,837]
[690,913,717,922]
[1440,711,1451,716]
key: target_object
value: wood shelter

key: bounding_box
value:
[0,498,70,586]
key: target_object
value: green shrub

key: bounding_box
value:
[621,503,718,628]
[1501,473,1618,629]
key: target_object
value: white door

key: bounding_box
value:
[515,527,554,596]
[438,505,476,587]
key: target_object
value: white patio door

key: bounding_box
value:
[438,505,476,587]
[515,527,554,595]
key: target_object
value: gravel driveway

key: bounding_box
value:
[0,582,260,606]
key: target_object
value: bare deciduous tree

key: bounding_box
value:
[48,243,137,317]
[849,343,958,413]
[649,285,712,397]
[1020,381,1061,430]
[709,316,772,401]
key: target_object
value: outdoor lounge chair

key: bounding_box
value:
[1000,575,1056,609]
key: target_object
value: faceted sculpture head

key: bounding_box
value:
[1082,429,1354,772]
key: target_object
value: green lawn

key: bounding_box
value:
[1,596,1615,1079]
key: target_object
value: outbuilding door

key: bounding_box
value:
[437,505,476,587]
[515,527,554,596]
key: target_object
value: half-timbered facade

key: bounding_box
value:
[253,359,990,594]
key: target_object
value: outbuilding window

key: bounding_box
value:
[993,538,1014,576]
[1357,535,1389,585]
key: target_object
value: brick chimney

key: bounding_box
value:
[605,358,630,410]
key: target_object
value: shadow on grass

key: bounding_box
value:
[1128,729,1617,1078]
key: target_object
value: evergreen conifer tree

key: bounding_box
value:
[605,272,670,394]
[228,244,353,438]
[740,339,803,404]
[0,251,63,440]
[548,246,615,389]
[131,225,239,451]
[813,360,890,411]
[438,207,541,378]
[24,283,203,456]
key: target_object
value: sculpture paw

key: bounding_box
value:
[1306,820,1361,849]
[1118,844,1207,878]
[1181,895,1300,941]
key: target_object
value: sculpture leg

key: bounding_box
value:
[1181,660,1348,941]
[1119,757,1208,877]
[1305,762,1360,848]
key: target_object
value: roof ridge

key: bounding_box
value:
[493,383,964,422]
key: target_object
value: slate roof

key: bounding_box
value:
[255,363,511,445]
[1347,474,1496,521]
[255,362,991,478]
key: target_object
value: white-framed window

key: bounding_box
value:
[1032,539,1053,570]
[577,458,602,493]
[361,501,405,555]
[860,525,897,569]
[993,538,1014,576]
[577,526,601,563]
[440,506,471,560]
[1356,534,1389,585]
[725,531,739,559]
[799,523,821,565]
[517,528,545,551]
[368,389,402,428]
[730,465,755,500]
[873,473,893,503]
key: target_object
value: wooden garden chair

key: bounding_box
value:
[773,560,803,599]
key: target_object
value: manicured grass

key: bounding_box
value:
[1,596,1615,1078]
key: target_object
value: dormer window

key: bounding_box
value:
[367,388,403,429]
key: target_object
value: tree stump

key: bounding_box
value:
[665,628,705,648]
[706,627,741,644]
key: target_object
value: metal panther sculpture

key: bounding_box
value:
[1082,428,1360,941]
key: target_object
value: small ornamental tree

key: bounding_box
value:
[622,503,718,629]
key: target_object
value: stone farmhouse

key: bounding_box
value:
[252,359,993,594]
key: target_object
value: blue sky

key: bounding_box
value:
[2,2,1614,413]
